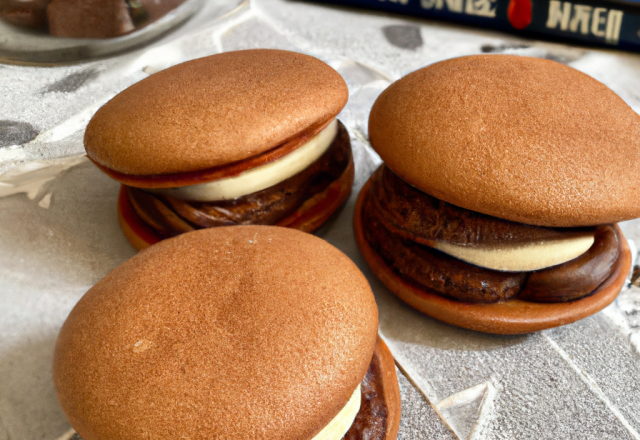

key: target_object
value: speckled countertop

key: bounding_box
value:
[1,1,640,439]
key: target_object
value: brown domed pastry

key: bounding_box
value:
[86,49,354,250]
[355,54,639,334]
[53,226,401,440]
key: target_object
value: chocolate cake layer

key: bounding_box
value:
[363,182,619,304]
[127,122,352,238]
[519,225,619,302]
[370,166,594,247]
[363,202,527,303]
[342,341,395,440]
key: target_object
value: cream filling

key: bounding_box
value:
[311,384,361,440]
[146,119,338,202]
[432,232,595,272]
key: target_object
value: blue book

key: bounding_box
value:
[307,0,640,52]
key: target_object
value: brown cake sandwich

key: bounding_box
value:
[85,49,354,251]
[53,226,400,440]
[355,54,640,335]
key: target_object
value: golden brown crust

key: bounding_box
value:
[355,178,631,334]
[92,119,333,189]
[67,336,399,440]
[369,55,640,227]
[54,226,379,440]
[117,156,355,251]
[85,50,348,176]
[376,338,401,440]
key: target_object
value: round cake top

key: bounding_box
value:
[369,54,640,227]
[53,226,378,440]
[85,49,348,176]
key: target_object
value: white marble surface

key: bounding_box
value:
[1,1,640,439]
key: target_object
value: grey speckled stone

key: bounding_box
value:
[545,314,640,431]
[382,25,423,50]
[41,68,100,94]
[396,369,456,439]
[0,0,247,173]
[0,159,134,439]
[372,287,639,440]
[0,120,39,148]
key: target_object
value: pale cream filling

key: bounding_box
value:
[58,386,361,440]
[432,232,595,272]
[146,119,338,202]
[311,384,361,440]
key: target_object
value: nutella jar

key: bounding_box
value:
[0,0,202,64]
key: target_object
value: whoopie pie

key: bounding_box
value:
[54,226,401,440]
[85,49,354,250]
[355,54,639,334]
